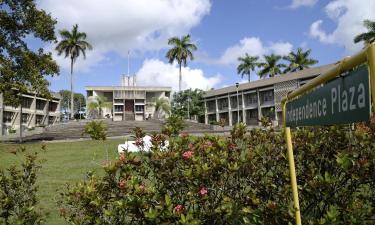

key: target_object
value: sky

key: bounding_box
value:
[34,0,375,94]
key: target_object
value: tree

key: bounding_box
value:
[0,0,59,107]
[153,97,171,119]
[354,19,375,44]
[237,53,259,82]
[258,54,286,78]
[171,89,205,120]
[166,35,197,92]
[55,24,92,119]
[283,48,318,73]
[58,90,86,114]
[87,96,112,119]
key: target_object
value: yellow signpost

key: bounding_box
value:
[281,42,375,225]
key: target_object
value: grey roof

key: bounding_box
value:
[204,64,335,98]
[85,86,172,92]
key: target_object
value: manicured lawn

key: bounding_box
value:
[0,139,125,225]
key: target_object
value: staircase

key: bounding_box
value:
[2,119,214,142]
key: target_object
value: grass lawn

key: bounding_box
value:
[0,139,126,225]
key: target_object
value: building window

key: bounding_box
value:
[261,90,274,103]
[49,102,57,112]
[218,98,228,110]
[206,101,216,112]
[36,115,44,125]
[48,116,55,125]
[135,105,144,112]
[115,105,124,112]
[248,109,258,119]
[230,95,243,108]
[36,100,46,110]
[22,113,29,124]
[261,107,275,119]
[21,97,33,109]
[3,111,14,123]
[245,93,257,106]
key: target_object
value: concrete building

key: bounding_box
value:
[86,75,171,121]
[0,92,61,136]
[203,64,335,127]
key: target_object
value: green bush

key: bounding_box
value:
[84,121,107,140]
[0,147,45,224]
[162,115,186,137]
[59,122,375,224]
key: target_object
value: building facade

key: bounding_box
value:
[86,75,171,121]
[0,92,61,136]
[203,64,334,127]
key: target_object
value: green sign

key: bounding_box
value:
[286,65,371,127]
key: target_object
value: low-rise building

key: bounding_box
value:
[203,64,335,127]
[0,92,61,136]
[86,75,171,121]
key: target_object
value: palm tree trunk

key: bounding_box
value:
[248,74,251,82]
[179,63,182,92]
[70,56,74,119]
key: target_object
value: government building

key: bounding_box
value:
[86,75,171,121]
[0,92,61,136]
[203,64,334,127]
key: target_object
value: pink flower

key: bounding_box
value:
[204,141,213,148]
[174,204,183,214]
[118,179,127,189]
[182,151,193,159]
[198,187,208,196]
[119,153,126,162]
[228,143,236,151]
[135,138,144,147]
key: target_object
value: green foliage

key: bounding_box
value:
[283,48,318,73]
[354,19,375,44]
[162,115,186,137]
[166,34,197,91]
[8,128,16,134]
[60,122,375,224]
[258,54,286,78]
[171,89,205,119]
[154,97,171,119]
[0,0,59,106]
[58,90,86,113]
[0,146,45,224]
[237,53,259,82]
[87,96,112,119]
[84,121,107,140]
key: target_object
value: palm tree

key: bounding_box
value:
[166,34,197,92]
[56,24,93,119]
[258,54,286,78]
[153,97,171,119]
[237,54,259,82]
[87,96,112,119]
[354,20,375,44]
[283,48,318,73]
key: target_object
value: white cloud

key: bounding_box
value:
[218,37,293,65]
[38,0,211,71]
[136,59,221,91]
[290,0,318,8]
[309,0,375,53]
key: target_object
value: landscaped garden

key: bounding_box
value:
[1,118,374,224]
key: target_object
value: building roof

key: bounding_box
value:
[203,64,336,98]
[85,86,172,92]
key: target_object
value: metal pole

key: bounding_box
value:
[236,89,239,123]
[282,101,301,225]
[366,43,375,108]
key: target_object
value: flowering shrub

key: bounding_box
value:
[162,114,186,136]
[84,121,107,140]
[0,146,45,224]
[59,123,375,224]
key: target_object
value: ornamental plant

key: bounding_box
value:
[59,122,375,224]
[0,146,45,225]
[84,120,107,140]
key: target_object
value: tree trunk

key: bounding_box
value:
[70,57,74,119]
[179,63,182,92]
[248,74,251,82]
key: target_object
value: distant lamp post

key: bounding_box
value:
[187,96,192,120]
[235,82,240,124]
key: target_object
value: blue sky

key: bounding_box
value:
[35,0,375,94]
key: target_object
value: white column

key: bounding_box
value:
[215,98,219,122]
[257,89,262,126]
[242,92,246,124]
[228,94,232,126]
[204,100,208,125]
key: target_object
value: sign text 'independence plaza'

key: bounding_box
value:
[286,65,371,127]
